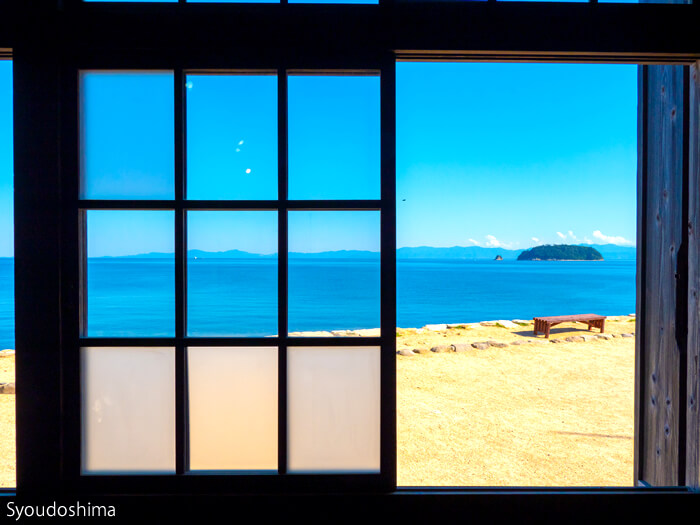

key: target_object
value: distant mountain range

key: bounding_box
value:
[96,243,636,261]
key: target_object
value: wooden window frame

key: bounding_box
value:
[1,0,699,515]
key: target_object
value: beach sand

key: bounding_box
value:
[0,351,15,488]
[396,317,635,487]
[0,316,636,488]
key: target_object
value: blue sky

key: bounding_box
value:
[397,62,637,251]
[0,61,636,257]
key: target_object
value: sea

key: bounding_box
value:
[0,257,636,348]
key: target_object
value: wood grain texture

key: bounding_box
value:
[640,64,685,486]
[687,61,700,489]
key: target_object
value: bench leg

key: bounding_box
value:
[545,324,550,339]
[600,320,605,333]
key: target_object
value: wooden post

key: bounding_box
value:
[636,63,686,487]
[687,60,700,490]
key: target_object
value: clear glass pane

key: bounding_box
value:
[0,59,14,489]
[187,347,278,471]
[289,0,377,3]
[86,210,174,337]
[187,211,278,336]
[288,211,380,336]
[80,71,174,199]
[81,347,176,474]
[186,74,278,200]
[288,75,380,200]
[287,346,380,473]
[188,0,279,3]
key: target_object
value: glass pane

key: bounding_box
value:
[287,346,380,473]
[189,0,279,3]
[186,74,278,200]
[187,211,278,336]
[81,347,175,474]
[288,75,380,200]
[86,210,174,337]
[288,211,380,336]
[0,59,14,489]
[187,347,278,471]
[80,71,174,199]
[289,0,377,3]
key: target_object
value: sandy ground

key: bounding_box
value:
[0,316,635,488]
[397,317,636,487]
[0,351,15,488]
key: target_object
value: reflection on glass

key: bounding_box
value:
[287,346,381,473]
[288,211,380,335]
[86,210,174,337]
[81,347,175,474]
[188,347,278,471]
[80,71,174,199]
[187,211,278,336]
[288,75,380,200]
[186,74,278,200]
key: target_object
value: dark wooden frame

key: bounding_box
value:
[3,0,699,514]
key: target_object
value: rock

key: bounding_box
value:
[550,338,565,344]
[480,321,499,327]
[424,324,447,331]
[581,335,597,342]
[512,319,532,326]
[471,342,490,350]
[495,320,518,329]
[413,347,431,354]
[289,331,335,337]
[596,334,613,340]
[494,255,503,261]
[510,341,524,345]
[446,323,471,329]
[354,328,381,337]
[488,340,508,348]
[611,333,620,338]
[397,349,416,357]
[451,343,472,352]
[629,314,636,318]
[621,333,635,338]
[566,336,585,343]
[0,349,15,357]
[0,382,15,394]
[331,330,350,336]
[430,345,453,353]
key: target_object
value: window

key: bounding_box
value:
[74,68,393,488]
[4,0,699,516]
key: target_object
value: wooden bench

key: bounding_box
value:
[533,314,606,339]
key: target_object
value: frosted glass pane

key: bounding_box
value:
[80,71,174,199]
[288,346,380,473]
[186,75,278,200]
[81,347,175,474]
[188,347,278,471]
[288,75,380,200]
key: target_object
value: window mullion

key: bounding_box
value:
[278,66,289,475]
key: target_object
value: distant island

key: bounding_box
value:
[93,243,633,261]
[517,244,604,261]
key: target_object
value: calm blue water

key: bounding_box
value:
[0,258,636,348]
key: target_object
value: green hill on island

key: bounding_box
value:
[517,244,604,261]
